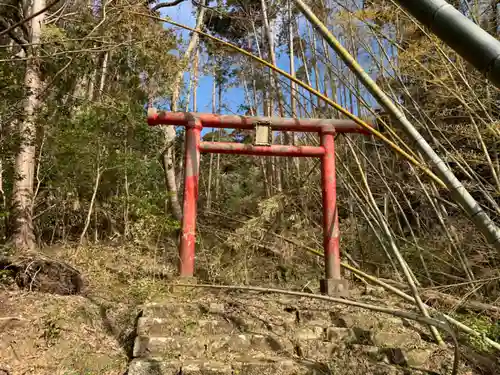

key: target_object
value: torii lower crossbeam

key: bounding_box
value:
[147,109,372,296]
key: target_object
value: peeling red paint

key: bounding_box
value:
[148,110,373,134]
[321,131,341,280]
[200,142,325,157]
[178,120,201,277]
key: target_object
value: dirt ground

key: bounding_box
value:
[0,243,175,375]
[1,243,499,375]
[0,290,128,375]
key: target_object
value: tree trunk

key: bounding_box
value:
[0,156,5,240]
[261,0,283,192]
[10,0,46,252]
[87,64,97,101]
[97,50,109,100]
[162,0,206,221]
[214,75,222,200]
[206,65,216,210]
[288,0,300,175]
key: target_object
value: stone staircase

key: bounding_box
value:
[127,287,475,375]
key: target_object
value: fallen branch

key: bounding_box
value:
[0,317,29,322]
[421,290,500,319]
[170,282,459,375]
[272,232,500,352]
[341,263,500,352]
[78,166,102,246]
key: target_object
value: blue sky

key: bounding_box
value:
[160,2,300,117]
[158,1,382,127]
[161,2,243,115]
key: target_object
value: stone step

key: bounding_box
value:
[128,358,232,375]
[141,301,298,335]
[133,333,294,359]
[330,310,404,331]
[137,314,292,337]
[136,317,237,337]
[127,357,434,375]
[346,344,447,372]
[134,325,425,359]
[141,300,422,339]
[296,328,357,359]
[279,304,417,337]
[142,302,209,319]
[127,358,309,375]
[370,330,422,349]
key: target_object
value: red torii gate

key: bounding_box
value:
[148,109,372,296]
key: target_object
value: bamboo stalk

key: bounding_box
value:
[294,0,500,250]
[344,137,444,346]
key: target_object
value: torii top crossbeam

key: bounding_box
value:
[147,109,371,134]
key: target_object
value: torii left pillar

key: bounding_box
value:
[178,119,202,278]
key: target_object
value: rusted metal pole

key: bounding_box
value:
[200,142,325,157]
[320,129,346,296]
[148,110,370,134]
[179,119,201,277]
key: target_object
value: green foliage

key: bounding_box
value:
[42,315,62,347]
[454,314,500,353]
[0,1,183,244]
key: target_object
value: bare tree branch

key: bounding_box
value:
[151,0,186,12]
[0,0,61,39]
[0,18,28,50]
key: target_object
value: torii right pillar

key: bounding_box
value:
[320,127,347,296]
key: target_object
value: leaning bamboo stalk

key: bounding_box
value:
[336,160,404,281]
[341,13,499,193]
[294,0,500,249]
[367,44,500,216]
[347,138,433,284]
[343,138,444,346]
[372,69,497,235]
[411,166,476,282]
[398,25,500,194]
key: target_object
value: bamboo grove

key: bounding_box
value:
[0,0,499,353]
